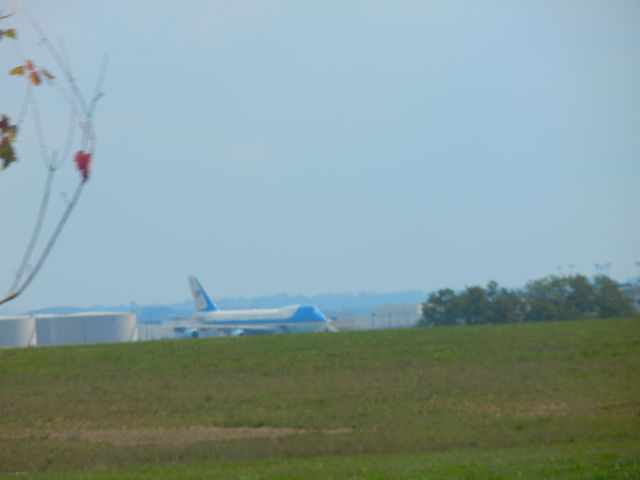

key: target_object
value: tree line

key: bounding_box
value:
[419,275,636,327]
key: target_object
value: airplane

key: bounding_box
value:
[173,276,336,338]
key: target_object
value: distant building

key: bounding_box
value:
[0,312,138,348]
[36,312,138,346]
[0,316,37,348]
[333,304,421,331]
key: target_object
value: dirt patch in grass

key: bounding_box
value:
[6,427,347,446]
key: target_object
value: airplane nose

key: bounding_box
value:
[314,308,328,322]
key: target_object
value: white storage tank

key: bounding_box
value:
[0,316,37,348]
[35,312,137,346]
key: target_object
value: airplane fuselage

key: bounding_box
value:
[195,305,331,333]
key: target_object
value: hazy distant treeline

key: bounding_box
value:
[419,275,635,326]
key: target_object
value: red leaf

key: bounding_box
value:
[29,71,40,86]
[74,150,91,181]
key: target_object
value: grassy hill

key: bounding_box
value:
[1,317,639,478]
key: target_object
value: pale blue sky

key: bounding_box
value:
[1,0,639,311]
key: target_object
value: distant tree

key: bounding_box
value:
[523,274,610,321]
[485,281,526,324]
[420,281,525,326]
[458,286,489,325]
[421,288,458,326]
[593,275,635,318]
[565,275,597,316]
[524,276,575,321]
[420,275,635,327]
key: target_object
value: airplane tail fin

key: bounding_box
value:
[188,276,219,312]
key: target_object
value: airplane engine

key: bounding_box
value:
[174,327,199,338]
[185,328,199,338]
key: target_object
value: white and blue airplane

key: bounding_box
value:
[174,276,336,338]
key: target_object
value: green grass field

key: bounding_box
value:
[1,317,639,478]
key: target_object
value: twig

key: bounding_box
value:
[8,166,54,294]
[1,181,85,306]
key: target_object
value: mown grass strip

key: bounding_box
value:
[5,441,639,479]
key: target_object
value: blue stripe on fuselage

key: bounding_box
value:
[199,305,328,326]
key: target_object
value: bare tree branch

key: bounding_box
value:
[1,6,107,307]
